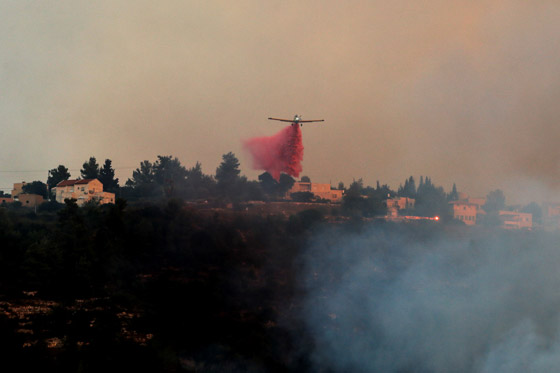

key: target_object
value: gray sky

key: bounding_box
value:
[2,1,560,203]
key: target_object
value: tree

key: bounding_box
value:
[484,189,505,213]
[124,156,193,200]
[258,172,294,199]
[216,152,241,187]
[258,172,278,197]
[124,160,158,199]
[153,156,188,198]
[184,162,216,200]
[216,152,242,199]
[278,174,295,197]
[47,165,71,190]
[342,179,366,215]
[300,176,311,183]
[22,181,48,199]
[98,159,119,193]
[81,157,100,179]
[47,165,71,201]
[447,183,459,202]
[398,176,416,198]
[415,176,450,218]
[127,160,155,186]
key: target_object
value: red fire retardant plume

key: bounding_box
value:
[244,125,304,181]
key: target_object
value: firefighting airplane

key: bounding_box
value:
[268,114,324,127]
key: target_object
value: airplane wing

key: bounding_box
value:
[299,119,325,123]
[268,117,295,122]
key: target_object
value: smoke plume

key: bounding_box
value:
[243,125,304,181]
[301,225,560,372]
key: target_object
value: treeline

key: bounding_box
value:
[2,153,542,222]
[341,176,458,219]
[1,153,297,205]
[3,152,457,213]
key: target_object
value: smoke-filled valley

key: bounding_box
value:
[303,223,560,372]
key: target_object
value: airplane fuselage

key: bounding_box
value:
[268,114,324,127]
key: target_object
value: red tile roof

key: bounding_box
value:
[55,179,97,187]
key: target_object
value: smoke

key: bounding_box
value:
[301,225,560,372]
[243,125,304,181]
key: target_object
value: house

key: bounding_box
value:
[385,197,415,217]
[17,194,44,208]
[542,202,560,230]
[2,182,44,208]
[499,210,532,229]
[11,182,26,198]
[466,197,486,211]
[0,197,14,205]
[287,182,344,202]
[450,201,478,225]
[53,179,115,206]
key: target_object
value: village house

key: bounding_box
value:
[499,210,532,230]
[466,197,486,211]
[11,182,26,198]
[287,181,344,202]
[542,202,560,230]
[53,179,115,206]
[2,182,44,208]
[450,200,478,225]
[17,194,44,208]
[385,197,415,217]
[0,197,14,204]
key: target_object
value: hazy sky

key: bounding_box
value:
[2,1,560,203]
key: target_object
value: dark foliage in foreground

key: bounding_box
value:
[0,199,541,372]
[0,199,323,372]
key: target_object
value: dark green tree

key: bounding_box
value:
[259,172,278,197]
[47,165,71,197]
[216,152,241,187]
[481,189,505,227]
[81,157,100,179]
[124,160,158,199]
[300,176,311,183]
[22,181,48,199]
[98,159,120,193]
[183,162,216,199]
[127,160,154,186]
[216,152,242,199]
[398,176,416,198]
[258,172,294,199]
[447,183,459,201]
[342,179,365,215]
[278,174,295,197]
[415,176,450,219]
[484,189,506,213]
[153,156,188,198]
[124,156,189,199]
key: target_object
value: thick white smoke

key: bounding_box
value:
[301,224,560,372]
